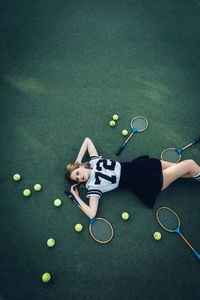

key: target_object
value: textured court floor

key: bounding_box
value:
[0,1,200,299]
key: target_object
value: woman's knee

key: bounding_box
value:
[183,159,196,168]
[181,159,199,175]
[186,159,195,163]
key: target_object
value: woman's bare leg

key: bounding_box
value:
[161,160,192,178]
[161,160,175,170]
[161,159,200,190]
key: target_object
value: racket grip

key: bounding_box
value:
[195,137,200,144]
[65,190,80,207]
[116,145,125,156]
[65,191,76,203]
[193,250,200,260]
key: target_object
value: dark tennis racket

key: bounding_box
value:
[65,191,114,244]
[161,136,200,163]
[156,207,200,260]
[116,116,148,156]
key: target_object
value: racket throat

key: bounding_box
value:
[176,149,183,154]
[174,228,181,234]
[90,217,96,224]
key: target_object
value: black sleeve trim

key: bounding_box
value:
[86,189,103,198]
[90,155,100,161]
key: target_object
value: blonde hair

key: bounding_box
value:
[64,162,90,185]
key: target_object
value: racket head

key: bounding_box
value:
[156,207,180,232]
[130,116,148,132]
[161,148,181,163]
[89,218,114,244]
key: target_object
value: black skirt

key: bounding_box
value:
[119,156,163,208]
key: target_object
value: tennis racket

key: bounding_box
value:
[116,116,148,156]
[156,207,200,260]
[65,191,114,244]
[161,136,200,163]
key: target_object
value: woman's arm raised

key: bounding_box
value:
[75,137,98,163]
[70,184,99,219]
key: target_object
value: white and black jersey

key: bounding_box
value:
[86,155,121,199]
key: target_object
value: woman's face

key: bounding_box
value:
[70,165,90,183]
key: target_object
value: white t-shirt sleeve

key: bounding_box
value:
[89,155,100,167]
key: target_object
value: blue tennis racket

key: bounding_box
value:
[65,191,114,244]
[156,207,200,260]
[116,116,148,156]
[161,136,200,163]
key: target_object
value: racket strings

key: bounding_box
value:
[157,208,179,231]
[90,219,113,242]
[131,117,148,131]
[162,149,180,163]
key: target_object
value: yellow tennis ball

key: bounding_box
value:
[54,199,62,207]
[122,130,128,136]
[122,212,129,220]
[109,120,115,127]
[23,189,31,197]
[42,272,51,283]
[153,232,162,240]
[13,174,21,181]
[47,238,55,247]
[34,184,41,191]
[75,224,83,232]
[112,114,119,121]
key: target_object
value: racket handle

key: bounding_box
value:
[194,136,200,144]
[116,144,126,156]
[65,190,79,205]
[65,190,90,217]
[193,250,200,260]
[179,233,200,260]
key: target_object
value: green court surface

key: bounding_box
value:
[0,1,200,299]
